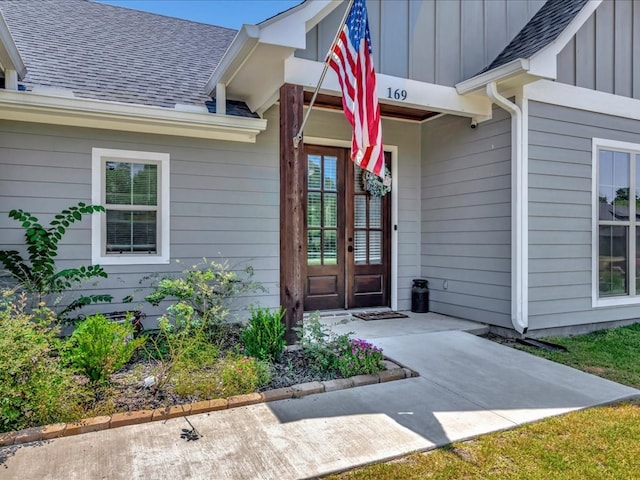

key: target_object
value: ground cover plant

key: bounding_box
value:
[0,260,388,433]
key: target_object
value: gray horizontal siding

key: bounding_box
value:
[297,0,545,86]
[304,109,423,310]
[421,107,512,328]
[557,0,640,99]
[528,101,640,330]
[0,112,281,319]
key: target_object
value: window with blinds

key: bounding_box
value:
[105,162,158,254]
[354,164,382,265]
[92,148,170,265]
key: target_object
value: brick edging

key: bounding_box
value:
[1,358,418,447]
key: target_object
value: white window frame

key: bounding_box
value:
[592,138,640,307]
[92,148,170,265]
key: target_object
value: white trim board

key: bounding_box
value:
[285,57,493,121]
[304,136,399,312]
[0,90,267,142]
[92,148,171,266]
[591,137,640,308]
[525,80,640,122]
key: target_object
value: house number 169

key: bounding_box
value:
[387,88,407,101]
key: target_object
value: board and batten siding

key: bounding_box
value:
[0,111,280,321]
[528,100,640,330]
[296,0,546,86]
[304,109,422,310]
[421,108,512,328]
[557,0,640,99]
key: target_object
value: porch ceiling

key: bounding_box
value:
[303,91,440,123]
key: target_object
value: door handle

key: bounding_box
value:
[348,237,353,242]
[348,246,353,252]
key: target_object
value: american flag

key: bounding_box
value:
[328,0,384,178]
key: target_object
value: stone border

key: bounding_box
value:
[0,358,418,447]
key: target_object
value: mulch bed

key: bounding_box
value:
[101,348,343,413]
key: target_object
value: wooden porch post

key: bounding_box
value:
[280,83,305,344]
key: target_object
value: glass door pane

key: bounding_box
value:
[307,154,339,266]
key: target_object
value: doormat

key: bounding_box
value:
[352,311,409,321]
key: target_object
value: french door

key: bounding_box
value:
[304,145,391,311]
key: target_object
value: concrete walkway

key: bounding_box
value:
[1,317,638,479]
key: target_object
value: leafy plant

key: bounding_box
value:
[241,306,286,362]
[0,203,112,318]
[145,303,219,393]
[294,313,352,374]
[144,259,265,345]
[217,353,271,397]
[64,313,145,383]
[0,297,87,432]
[333,338,384,377]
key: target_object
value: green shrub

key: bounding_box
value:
[143,259,265,345]
[294,313,351,374]
[145,305,219,393]
[64,313,145,383]
[334,338,384,377]
[0,305,87,432]
[241,306,286,362]
[0,203,112,319]
[218,353,271,397]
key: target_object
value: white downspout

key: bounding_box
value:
[486,82,528,335]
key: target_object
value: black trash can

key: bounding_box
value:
[411,279,429,313]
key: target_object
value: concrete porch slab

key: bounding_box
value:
[318,311,489,339]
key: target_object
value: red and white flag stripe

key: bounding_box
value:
[328,0,384,178]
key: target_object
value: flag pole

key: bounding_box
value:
[293,0,354,149]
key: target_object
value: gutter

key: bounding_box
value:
[486,82,528,335]
[456,59,529,95]
[0,90,267,143]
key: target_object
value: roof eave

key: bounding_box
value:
[455,59,531,95]
[205,1,341,108]
[527,0,602,79]
[0,90,268,143]
[205,24,261,95]
[0,12,27,78]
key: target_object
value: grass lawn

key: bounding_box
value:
[326,399,640,480]
[325,323,640,479]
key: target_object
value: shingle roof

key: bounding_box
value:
[0,0,238,110]
[480,0,589,74]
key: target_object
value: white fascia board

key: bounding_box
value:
[455,59,530,95]
[0,12,26,78]
[285,56,492,119]
[205,25,260,95]
[524,79,640,122]
[259,1,341,48]
[0,90,267,143]
[528,0,602,79]
[205,1,340,97]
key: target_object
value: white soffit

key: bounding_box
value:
[205,1,341,112]
[456,1,602,96]
[285,56,492,119]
